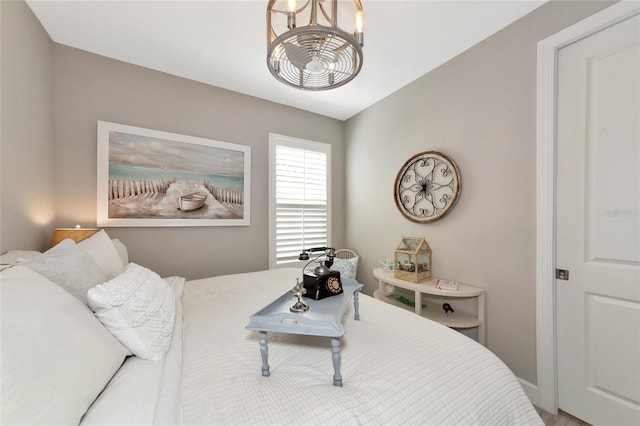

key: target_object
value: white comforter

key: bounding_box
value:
[181,269,542,425]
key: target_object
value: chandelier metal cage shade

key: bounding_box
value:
[267,0,364,91]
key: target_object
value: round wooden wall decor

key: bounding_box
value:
[394,151,461,223]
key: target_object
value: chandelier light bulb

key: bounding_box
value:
[354,11,364,45]
[355,11,364,33]
[287,0,297,29]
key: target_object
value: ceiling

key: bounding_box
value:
[26,0,547,121]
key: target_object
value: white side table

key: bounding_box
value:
[373,267,486,346]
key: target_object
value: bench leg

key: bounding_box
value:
[331,338,342,387]
[259,331,270,377]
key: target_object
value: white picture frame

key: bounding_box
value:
[97,121,250,227]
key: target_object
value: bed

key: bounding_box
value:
[0,232,542,425]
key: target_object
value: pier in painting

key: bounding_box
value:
[108,178,243,219]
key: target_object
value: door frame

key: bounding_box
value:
[536,1,640,415]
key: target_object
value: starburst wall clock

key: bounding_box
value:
[394,151,461,223]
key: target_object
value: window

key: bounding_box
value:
[269,133,331,269]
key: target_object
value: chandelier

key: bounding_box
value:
[266,0,364,90]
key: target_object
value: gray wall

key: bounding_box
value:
[52,45,345,280]
[0,0,56,252]
[344,0,613,384]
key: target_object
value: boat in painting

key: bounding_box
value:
[178,192,207,211]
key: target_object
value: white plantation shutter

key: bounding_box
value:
[269,134,331,268]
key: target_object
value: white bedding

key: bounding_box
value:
[181,268,542,425]
[1,260,542,425]
[80,276,185,426]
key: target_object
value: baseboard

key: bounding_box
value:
[518,377,538,406]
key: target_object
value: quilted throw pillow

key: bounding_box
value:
[332,257,359,279]
[88,263,175,361]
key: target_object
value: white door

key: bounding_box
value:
[556,9,640,426]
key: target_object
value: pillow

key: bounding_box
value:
[21,239,107,305]
[111,239,129,265]
[332,256,359,279]
[81,277,186,426]
[0,266,128,426]
[77,230,125,279]
[88,263,176,361]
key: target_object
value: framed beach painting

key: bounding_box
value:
[97,121,250,227]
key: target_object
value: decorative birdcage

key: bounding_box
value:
[394,236,432,283]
